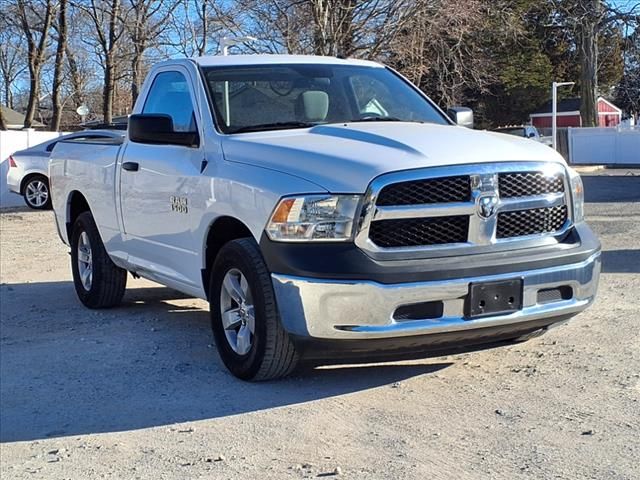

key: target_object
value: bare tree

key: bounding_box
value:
[609,2,640,119]
[0,17,27,109]
[214,0,410,57]
[77,0,128,123]
[167,0,232,57]
[311,0,351,55]
[388,0,498,106]
[208,0,313,54]
[51,0,68,130]
[65,46,85,108]
[64,4,94,112]
[310,0,408,57]
[5,0,635,131]
[550,0,639,127]
[16,0,55,128]
[127,0,178,108]
[65,22,108,122]
[574,0,602,127]
[0,105,7,130]
[616,24,640,118]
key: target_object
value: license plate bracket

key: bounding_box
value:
[465,279,523,319]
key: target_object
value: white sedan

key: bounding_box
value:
[6,130,124,209]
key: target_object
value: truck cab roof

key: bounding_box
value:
[156,54,385,69]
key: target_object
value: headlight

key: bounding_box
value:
[266,195,361,241]
[567,167,584,223]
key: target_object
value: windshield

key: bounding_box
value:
[202,64,449,134]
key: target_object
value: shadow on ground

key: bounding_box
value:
[0,281,450,443]
[582,174,640,203]
[601,249,640,274]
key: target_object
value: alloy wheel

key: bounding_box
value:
[77,231,93,291]
[219,268,255,355]
[25,179,48,208]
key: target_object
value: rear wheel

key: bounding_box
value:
[70,211,127,308]
[23,175,51,210]
[210,238,299,381]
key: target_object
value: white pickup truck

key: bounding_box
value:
[50,55,601,380]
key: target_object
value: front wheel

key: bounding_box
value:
[210,238,299,381]
[70,211,127,308]
[23,175,51,210]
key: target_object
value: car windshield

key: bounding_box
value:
[202,64,449,134]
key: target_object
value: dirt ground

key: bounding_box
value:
[1,171,639,480]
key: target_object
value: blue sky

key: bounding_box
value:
[609,0,640,11]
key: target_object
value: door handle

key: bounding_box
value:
[122,162,139,172]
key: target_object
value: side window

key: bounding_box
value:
[143,71,197,132]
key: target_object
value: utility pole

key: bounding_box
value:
[220,36,257,126]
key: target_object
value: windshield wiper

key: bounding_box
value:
[228,121,316,134]
[348,116,405,123]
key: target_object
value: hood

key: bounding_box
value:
[221,122,566,193]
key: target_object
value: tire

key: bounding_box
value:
[70,211,127,309]
[23,175,52,210]
[210,238,299,381]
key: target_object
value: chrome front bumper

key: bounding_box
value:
[272,251,601,340]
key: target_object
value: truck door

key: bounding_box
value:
[119,68,203,290]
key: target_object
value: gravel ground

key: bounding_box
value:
[1,171,639,479]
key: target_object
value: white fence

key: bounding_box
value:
[0,130,68,208]
[569,126,640,165]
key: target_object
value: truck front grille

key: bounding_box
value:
[357,162,572,257]
[369,216,469,248]
[376,175,471,205]
[497,205,568,238]
[499,172,564,198]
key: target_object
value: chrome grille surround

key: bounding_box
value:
[355,162,573,260]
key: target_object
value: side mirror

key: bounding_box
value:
[528,132,536,138]
[129,114,199,147]
[447,107,474,129]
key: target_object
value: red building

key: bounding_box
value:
[529,97,622,128]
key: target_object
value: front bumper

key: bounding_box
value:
[271,250,600,342]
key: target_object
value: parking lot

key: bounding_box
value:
[0,170,638,479]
